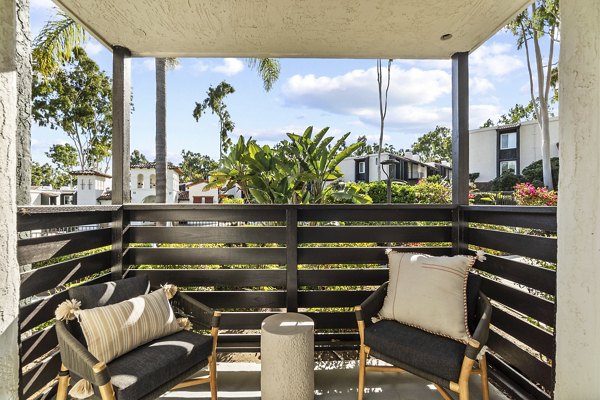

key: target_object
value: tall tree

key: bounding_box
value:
[412,126,452,163]
[130,149,149,165]
[32,47,112,171]
[46,143,78,186]
[508,0,559,189]
[179,150,218,182]
[376,59,392,180]
[155,58,167,203]
[192,81,236,160]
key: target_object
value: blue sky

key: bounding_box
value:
[30,0,552,168]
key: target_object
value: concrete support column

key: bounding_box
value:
[555,1,600,398]
[0,0,21,398]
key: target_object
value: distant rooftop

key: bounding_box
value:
[70,170,112,178]
[131,162,183,175]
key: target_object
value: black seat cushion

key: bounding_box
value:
[365,320,466,385]
[69,275,150,309]
[107,330,212,400]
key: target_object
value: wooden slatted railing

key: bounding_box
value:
[124,204,455,351]
[463,206,557,400]
[17,206,118,399]
[17,204,557,399]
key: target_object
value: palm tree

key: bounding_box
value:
[193,82,236,160]
[247,58,281,92]
[32,10,86,77]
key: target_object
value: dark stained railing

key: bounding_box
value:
[17,204,556,400]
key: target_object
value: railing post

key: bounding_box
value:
[286,207,298,312]
[111,207,127,279]
[451,51,469,256]
[112,46,131,205]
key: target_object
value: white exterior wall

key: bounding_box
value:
[519,118,559,171]
[555,1,600,398]
[0,0,19,395]
[469,127,497,182]
[186,182,219,203]
[130,168,179,203]
[75,175,110,205]
[338,158,355,182]
[469,118,559,182]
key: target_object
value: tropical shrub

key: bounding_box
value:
[491,171,523,191]
[208,126,368,204]
[522,157,559,188]
[367,181,416,203]
[414,177,451,204]
[514,182,557,206]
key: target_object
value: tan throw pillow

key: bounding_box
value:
[377,251,475,343]
[76,288,182,363]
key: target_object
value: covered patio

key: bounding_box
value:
[1,0,599,399]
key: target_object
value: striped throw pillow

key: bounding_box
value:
[76,289,182,363]
[377,251,475,343]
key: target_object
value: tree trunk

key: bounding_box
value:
[15,0,31,206]
[155,58,167,203]
[0,0,21,397]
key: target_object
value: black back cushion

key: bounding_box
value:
[68,274,150,309]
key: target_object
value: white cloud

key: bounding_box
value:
[470,77,495,94]
[282,65,451,117]
[211,58,244,76]
[84,41,104,56]
[470,43,524,78]
[31,0,55,10]
[192,61,209,75]
[470,104,503,128]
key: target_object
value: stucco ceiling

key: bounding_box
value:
[53,0,531,59]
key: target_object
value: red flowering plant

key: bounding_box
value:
[514,182,557,206]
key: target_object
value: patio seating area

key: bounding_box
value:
[18,204,556,399]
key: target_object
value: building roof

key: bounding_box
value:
[54,0,529,59]
[186,180,209,188]
[70,170,112,178]
[131,162,184,176]
[97,191,112,201]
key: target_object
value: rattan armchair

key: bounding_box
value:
[355,274,492,400]
[55,276,220,400]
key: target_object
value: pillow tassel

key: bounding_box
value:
[69,379,94,399]
[177,317,193,331]
[162,283,178,300]
[475,250,487,262]
[55,299,81,321]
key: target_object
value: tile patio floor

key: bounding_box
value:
[162,361,508,399]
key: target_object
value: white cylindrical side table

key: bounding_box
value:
[261,313,314,400]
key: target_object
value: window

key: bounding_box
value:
[500,160,517,175]
[137,174,144,189]
[358,161,366,174]
[193,196,202,204]
[150,174,156,189]
[87,179,92,190]
[500,132,517,149]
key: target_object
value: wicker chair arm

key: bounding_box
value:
[55,320,111,386]
[465,291,492,360]
[357,282,389,328]
[171,291,220,330]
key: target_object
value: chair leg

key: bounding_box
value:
[480,354,490,400]
[56,364,70,400]
[457,356,475,400]
[93,362,116,400]
[358,344,366,400]
[209,355,218,400]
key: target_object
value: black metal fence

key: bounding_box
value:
[17,204,556,400]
